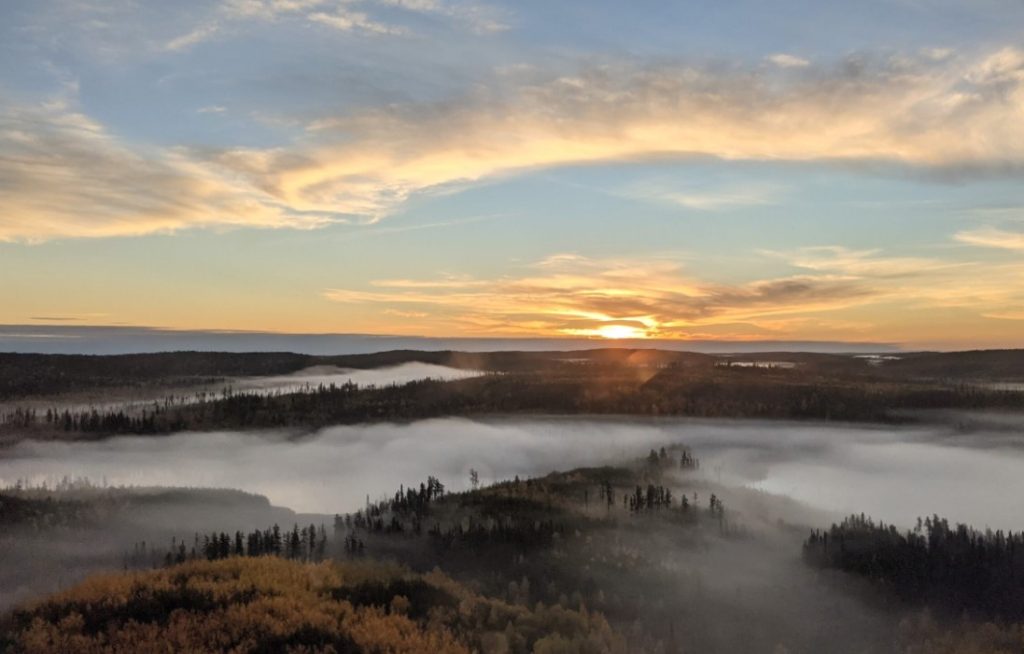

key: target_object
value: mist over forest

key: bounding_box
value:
[1,348,1023,652]
[5,0,1024,648]
[4,416,1023,528]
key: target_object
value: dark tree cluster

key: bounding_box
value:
[341,533,366,556]
[679,449,700,470]
[707,494,724,519]
[804,513,1024,620]
[644,446,700,472]
[598,479,616,509]
[333,476,565,553]
[135,523,329,569]
[334,476,446,537]
[0,492,96,531]
[626,484,673,513]
[426,515,562,551]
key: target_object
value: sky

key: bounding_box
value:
[1,0,1023,349]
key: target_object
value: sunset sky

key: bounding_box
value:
[2,0,1023,348]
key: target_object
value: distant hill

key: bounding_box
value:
[884,350,1024,381]
[0,325,896,356]
[3,347,1024,401]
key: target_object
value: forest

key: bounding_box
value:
[3,350,1024,440]
[0,557,622,653]
[3,350,1024,652]
[5,441,1024,652]
[804,513,1024,620]
[4,347,1024,401]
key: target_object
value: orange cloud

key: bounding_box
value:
[6,47,1024,241]
[324,254,881,338]
[323,248,1024,340]
[0,99,335,242]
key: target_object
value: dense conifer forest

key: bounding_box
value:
[3,353,1023,439]
[804,514,1024,620]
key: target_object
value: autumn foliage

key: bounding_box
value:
[1,557,624,654]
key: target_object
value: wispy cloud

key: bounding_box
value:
[308,8,406,35]
[205,47,1024,221]
[163,0,504,50]
[28,315,106,322]
[321,246,1024,339]
[371,277,489,289]
[766,53,810,68]
[955,227,1024,251]
[621,181,782,211]
[377,0,509,33]
[0,98,335,242]
[165,22,221,51]
[8,46,1024,241]
[323,254,880,338]
[780,246,964,278]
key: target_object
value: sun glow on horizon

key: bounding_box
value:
[595,324,649,340]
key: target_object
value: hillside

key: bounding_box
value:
[0,556,621,654]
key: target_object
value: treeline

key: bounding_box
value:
[8,365,1022,437]
[1,406,175,433]
[335,476,447,535]
[0,351,311,399]
[0,348,704,400]
[0,493,95,531]
[164,523,328,565]
[333,475,566,551]
[803,513,1024,620]
[121,523,330,573]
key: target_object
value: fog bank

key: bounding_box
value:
[231,363,483,393]
[2,417,1021,529]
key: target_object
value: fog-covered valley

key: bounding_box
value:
[3,417,1020,528]
[3,350,1024,652]
[0,362,482,419]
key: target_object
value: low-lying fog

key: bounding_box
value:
[230,362,484,394]
[3,417,1022,530]
[0,363,484,419]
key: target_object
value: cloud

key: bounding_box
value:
[0,98,336,242]
[163,0,503,49]
[206,47,1024,220]
[164,0,405,49]
[308,8,406,35]
[323,254,879,338]
[984,310,1024,320]
[383,308,430,318]
[165,22,222,51]
[321,246,1024,340]
[955,227,1024,251]
[376,0,509,33]
[371,277,489,289]
[8,46,1024,242]
[622,181,782,211]
[780,246,963,277]
[781,245,1024,316]
[767,53,810,68]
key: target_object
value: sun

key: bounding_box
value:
[596,324,646,339]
